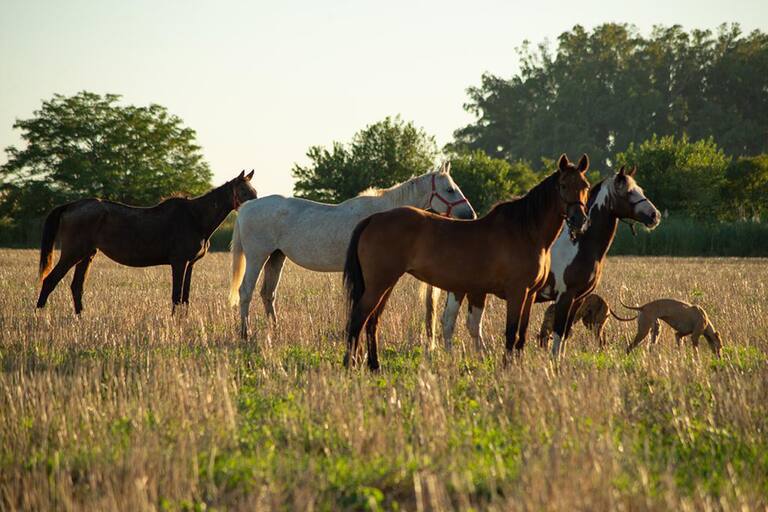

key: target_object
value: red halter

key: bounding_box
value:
[429,173,468,217]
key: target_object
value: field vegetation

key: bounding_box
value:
[1,249,766,510]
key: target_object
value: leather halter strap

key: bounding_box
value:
[630,196,649,206]
[429,174,468,217]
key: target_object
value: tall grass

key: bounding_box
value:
[1,250,766,510]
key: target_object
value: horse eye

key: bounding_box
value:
[447,188,456,194]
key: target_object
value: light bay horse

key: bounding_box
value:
[343,154,590,370]
[229,163,475,339]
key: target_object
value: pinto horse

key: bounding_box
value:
[229,163,475,340]
[439,165,660,358]
[36,171,257,314]
[342,154,591,370]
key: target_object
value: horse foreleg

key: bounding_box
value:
[70,251,96,315]
[181,262,194,305]
[260,250,286,326]
[170,261,188,315]
[514,291,536,353]
[441,292,464,351]
[504,288,529,361]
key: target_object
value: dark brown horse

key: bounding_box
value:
[342,154,591,370]
[36,171,257,314]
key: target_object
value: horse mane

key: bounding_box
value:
[355,172,432,203]
[488,172,559,228]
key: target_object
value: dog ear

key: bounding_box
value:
[245,170,255,181]
[576,154,589,174]
[557,154,570,173]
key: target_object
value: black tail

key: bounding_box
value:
[343,216,374,313]
[39,204,67,283]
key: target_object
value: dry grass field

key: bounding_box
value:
[1,248,767,511]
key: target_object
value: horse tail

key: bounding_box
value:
[39,204,68,284]
[610,309,638,322]
[229,216,245,307]
[344,216,373,312]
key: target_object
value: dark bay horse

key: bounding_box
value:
[440,165,660,358]
[342,154,591,370]
[36,171,257,314]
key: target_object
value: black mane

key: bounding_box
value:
[486,172,560,227]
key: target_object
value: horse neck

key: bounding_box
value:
[190,184,233,237]
[376,176,429,210]
[580,180,620,262]
[510,174,564,251]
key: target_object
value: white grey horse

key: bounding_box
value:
[230,163,476,339]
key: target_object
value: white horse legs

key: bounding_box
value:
[467,303,486,351]
[239,251,271,340]
[260,250,286,325]
[441,292,464,351]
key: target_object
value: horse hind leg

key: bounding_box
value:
[238,251,271,340]
[365,288,394,371]
[37,246,86,310]
[260,250,286,326]
[70,250,96,315]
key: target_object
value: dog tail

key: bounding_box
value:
[610,308,637,322]
[619,298,643,311]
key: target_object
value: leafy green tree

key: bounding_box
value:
[723,155,768,220]
[454,23,768,169]
[292,116,437,202]
[446,150,540,214]
[615,135,730,218]
[0,92,212,222]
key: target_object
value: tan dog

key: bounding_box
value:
[538,293,635,348]
[619,299,723,357]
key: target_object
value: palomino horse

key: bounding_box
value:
[343,154,591,370]
[439,165,660,358]
[229,163,475,339]
[36,171,257,314]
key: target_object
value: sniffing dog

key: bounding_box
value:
[620,298,723,357]
[538,293,635,348]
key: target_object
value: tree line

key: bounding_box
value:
[2,23,767,248]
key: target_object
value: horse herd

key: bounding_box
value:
[35,155,666,369]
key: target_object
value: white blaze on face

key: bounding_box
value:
[625,176,657,221]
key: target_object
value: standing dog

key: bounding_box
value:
[620,299,723,357]
[538,293,635,348]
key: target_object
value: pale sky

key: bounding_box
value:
[1,0,766,197]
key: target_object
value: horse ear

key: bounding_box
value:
[629,165,638,177]
[245,170,255,181]
[557,154,569,173]
[237,170,245,179]
[618,165,626,175]
[443,161,451,174]
[577,154,589,174]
